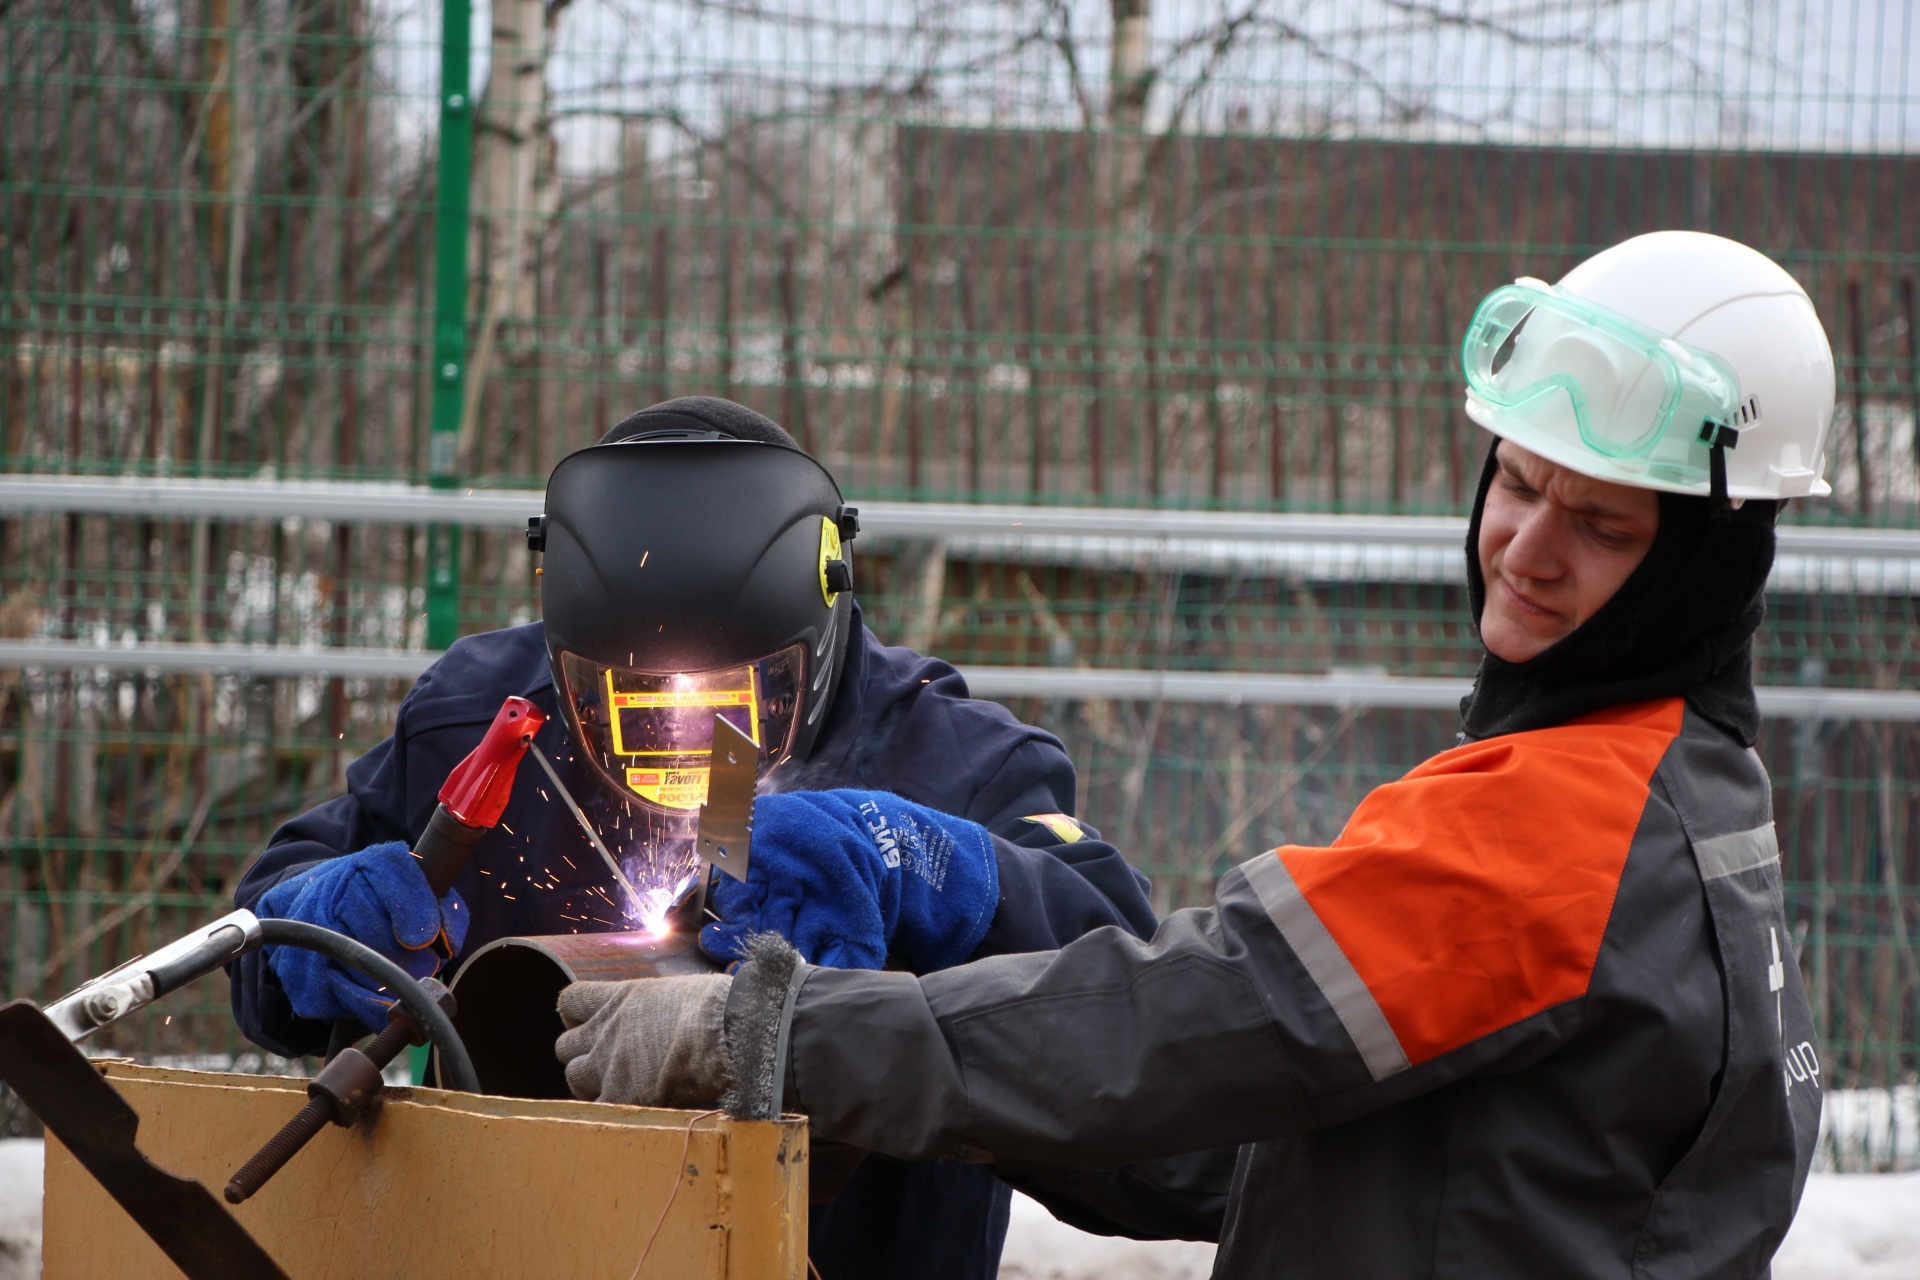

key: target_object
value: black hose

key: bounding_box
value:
[255,919,479,1094]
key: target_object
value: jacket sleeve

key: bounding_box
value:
[783,718,1676,1170]
[966,737,1159,955]
[227,726,418,1056]
[991,1147,1240,1243]
[785,858,1580,1170]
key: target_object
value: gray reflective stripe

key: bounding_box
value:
[1240,853,1410,1082]
[1692,823,1781,880]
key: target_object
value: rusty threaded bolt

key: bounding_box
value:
[223,982,451,1206]
[224,1097,332,1204]
[359,1017,417,1071]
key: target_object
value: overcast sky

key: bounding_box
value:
[375,0,1917,173]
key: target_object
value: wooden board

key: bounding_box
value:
[42,1062,807,1279]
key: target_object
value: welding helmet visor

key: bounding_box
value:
[557,646,806,812]
[1462,279,1743,488]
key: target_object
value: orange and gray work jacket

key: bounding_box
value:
[777,698,1822,1279]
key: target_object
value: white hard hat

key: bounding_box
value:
[1461,230,1836,500]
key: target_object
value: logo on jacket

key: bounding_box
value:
[1768,926,1785,1036]
[1020,813,1086,844]
[1770,926,1822,1097]
[1783,1041,1821,1096]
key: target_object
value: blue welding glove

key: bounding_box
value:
[255,841,470,1034]
[701,790,999,973]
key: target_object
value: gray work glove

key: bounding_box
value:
[555,974,733,1107]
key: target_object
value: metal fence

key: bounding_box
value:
[3,0,1919,1162]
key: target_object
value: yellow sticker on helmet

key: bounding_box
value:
[818,516,843,606]
[626,765,710,810]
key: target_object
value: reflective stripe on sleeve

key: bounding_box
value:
[1241,852,1411,1082]
[1691,823,1780,881]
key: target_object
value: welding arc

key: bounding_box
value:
[525,741,646,914]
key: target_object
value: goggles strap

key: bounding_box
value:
[1708,438,1730,508]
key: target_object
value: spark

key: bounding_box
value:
[164,1015,172,1024]
[500,822,515,835]
[538,788,550,802]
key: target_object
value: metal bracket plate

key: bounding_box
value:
[695,715,757,882]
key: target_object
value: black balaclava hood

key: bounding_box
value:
[1459,441,1779,746]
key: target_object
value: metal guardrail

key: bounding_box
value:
[0,475,1916,551]
[3,476,1917,589]
[1,641,1915,720]
[0,640,432,679]
[0,476,1476,543]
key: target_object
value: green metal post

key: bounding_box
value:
[426,0,472,651]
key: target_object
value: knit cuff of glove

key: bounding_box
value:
[721,932,810,1120]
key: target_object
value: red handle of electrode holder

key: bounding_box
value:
[438,696,547,827]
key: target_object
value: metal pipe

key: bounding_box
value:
[448,932,719,1099]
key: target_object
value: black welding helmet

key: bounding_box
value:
[530,398,859,816]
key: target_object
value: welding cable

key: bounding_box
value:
[255,918,479,1093]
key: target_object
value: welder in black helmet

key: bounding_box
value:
[229,396,1158,1280]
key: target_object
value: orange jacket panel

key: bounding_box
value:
[1277,697,1684,1065]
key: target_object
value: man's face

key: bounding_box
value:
[1476,441,1661,664]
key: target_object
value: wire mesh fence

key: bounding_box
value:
[3,0,1919,1164]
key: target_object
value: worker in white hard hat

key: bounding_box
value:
[553,231,1834,1278]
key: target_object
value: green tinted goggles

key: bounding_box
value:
[1461,279,1744,460]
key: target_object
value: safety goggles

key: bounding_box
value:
[1461,279,1744,461]
[557,646,805,811]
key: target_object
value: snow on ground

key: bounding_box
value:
[0,1141,40,1280]
[0,1136,1916,1278]
[1773,1172,1920,1280]
[1001,1175,1920,1280]
[1000,1192,1216,1280]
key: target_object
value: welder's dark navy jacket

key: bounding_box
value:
[231,604,1157,1280]
[779,698,1823,1278]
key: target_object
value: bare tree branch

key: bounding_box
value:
[546,105,811,225]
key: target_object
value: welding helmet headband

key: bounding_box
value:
[535,434,858,815]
